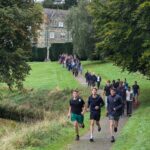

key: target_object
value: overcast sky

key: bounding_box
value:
[35,0,44,2]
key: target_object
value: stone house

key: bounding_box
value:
[37,8,71,48]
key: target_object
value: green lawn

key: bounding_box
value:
[1,61,150,150]
[82,61,150,150]
[24,62,80,90]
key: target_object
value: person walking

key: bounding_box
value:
[97,74,101,89]
[132,81,140,105]
[126,87,133,117]
[103,80,112,108]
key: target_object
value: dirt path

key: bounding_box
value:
[69,75,128,150]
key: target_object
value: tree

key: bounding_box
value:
[0,0,43,90]
[89,0,150,77]
[43,0,54,8]
[66,0,95,59]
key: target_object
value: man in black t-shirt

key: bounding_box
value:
[88,87,104,142]
[68,90,86,141]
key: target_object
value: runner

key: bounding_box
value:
[87,87,104,142]
[68,90,86,141]
[126,87,133,117]
[107,88,123,143]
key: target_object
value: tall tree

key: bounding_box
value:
[89,0,150,77]
[66,0,95,59]
[0,0,43,90]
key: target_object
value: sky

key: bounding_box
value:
[35,0,44,2]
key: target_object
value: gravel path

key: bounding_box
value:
[69,74,128,150]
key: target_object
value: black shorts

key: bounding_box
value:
[90,112,100,121]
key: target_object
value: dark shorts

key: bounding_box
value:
[90,112,101,121]
[71,113,84,124]
[109,115,120,121]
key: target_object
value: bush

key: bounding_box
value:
[31,43,73,62]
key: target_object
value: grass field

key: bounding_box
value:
[0,61,90,150]
[82,61,150,150]
[0,61,150,150]
[24,62,80,89]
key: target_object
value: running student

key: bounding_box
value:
[107,88,123,143]
[88,87,104,142]
[68,90,86,141]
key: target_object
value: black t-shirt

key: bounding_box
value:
[70,97,85,115]
[88,95,104,113]
[132,84,140,94]
[104,85,111,96]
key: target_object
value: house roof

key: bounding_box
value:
[44,8,68,20]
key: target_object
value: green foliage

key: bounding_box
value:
[66,0,96,59]
[31,47,47,61]
[89,0,150,77]
[0,1,43,90]
[49,42,73,61]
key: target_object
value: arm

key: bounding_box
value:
[114,97,123,111]
[100,97,105,107]
[68,106,71,118]
[81,104,86,115]
[87,97,90,111]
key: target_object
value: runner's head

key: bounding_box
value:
[110,88,116,96]
[91,87,97,95]
[72,89,79,99]
[135,81,137,85]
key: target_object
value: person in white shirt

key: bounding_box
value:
[97,74,101,89]
[126,87,133,117]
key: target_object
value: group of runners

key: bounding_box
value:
[85,71,102,89]
[59,54,83,77]
[68,80,140,143]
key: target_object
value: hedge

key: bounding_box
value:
[31,43,73,61]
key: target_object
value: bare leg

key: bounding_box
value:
[96,121,101,131]
[90,120,95,139]
[74,121,79,136]
[109,120,114,137]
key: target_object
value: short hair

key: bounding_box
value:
[111,88,117,92]
[107,80,110,83]
[72,89,79,93]
[91,87,98,91]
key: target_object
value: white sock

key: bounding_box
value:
[90,133,93,139]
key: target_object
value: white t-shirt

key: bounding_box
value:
[126,90,133,101]
[97,76,100,82]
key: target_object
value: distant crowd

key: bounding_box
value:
[59,54,83,77]
[85,71,101,89]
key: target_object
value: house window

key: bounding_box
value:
[60,33,65,38]
[58,22,64,28]
[49,32,55,39]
